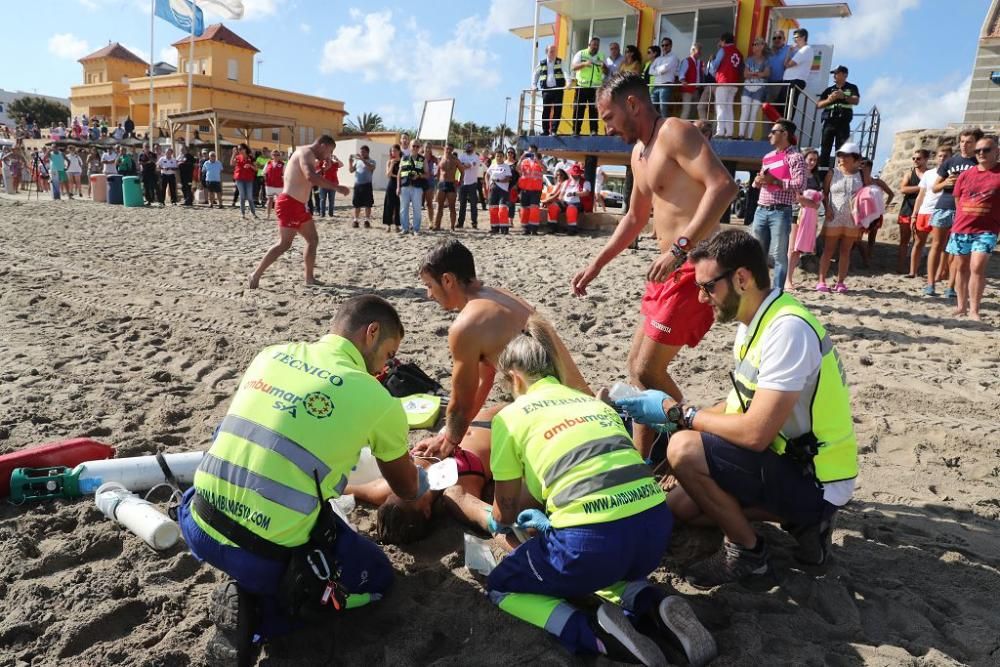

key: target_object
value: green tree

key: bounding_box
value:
[7,96,71,128]
[342,112,386,135]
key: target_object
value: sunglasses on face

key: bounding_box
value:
[696,269,734,295]
[768,128,787,135]
[974,148,995,155]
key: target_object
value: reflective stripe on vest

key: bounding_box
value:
[399,155,425,185]
[725,293,858,483]
[199,452,319,515]
[494,378,664,528]
[536,58,566,89]
[220,414,331,480]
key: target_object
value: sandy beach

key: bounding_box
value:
[1,193,999,667]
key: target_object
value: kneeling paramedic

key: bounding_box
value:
[178,295,430,662]
[616,230,858,589]
[485,320,717,667]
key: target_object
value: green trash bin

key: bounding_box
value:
[122,176,144,208]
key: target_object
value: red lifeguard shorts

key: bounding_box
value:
[640,262,714,347]
[275,193,313,229]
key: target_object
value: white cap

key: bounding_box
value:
[836,141,862,156]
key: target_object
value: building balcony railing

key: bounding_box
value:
[517,83,880,164]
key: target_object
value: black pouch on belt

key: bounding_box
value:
[276,470,348,621]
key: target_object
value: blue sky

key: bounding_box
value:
[5,0,988,168]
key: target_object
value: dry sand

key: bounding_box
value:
[1,194,999,667]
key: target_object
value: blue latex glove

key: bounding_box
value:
[414,466,430,498]
[485,508,512,535]
[515,509,551,532]
[615,390,670,425]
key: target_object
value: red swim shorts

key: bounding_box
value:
[914,213,932,234]
[275,193,313,229]
[640,262,714,347]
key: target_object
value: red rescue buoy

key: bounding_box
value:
[0,438,115,497]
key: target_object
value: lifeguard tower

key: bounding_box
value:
[510,0,881,219]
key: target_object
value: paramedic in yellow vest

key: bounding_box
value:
[485,319,717,667]
[616,230,858,589]
[571,37,608,136]
[178,295,430,662]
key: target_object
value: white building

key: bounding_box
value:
[0,89,71,128]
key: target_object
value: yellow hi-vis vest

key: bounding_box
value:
[725,293,858,483]
[574,49,606,88]
[491,377,664,528]
[192,335,409,548]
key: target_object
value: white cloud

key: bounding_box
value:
[299,22,311,33]
[48,33,90,60]
[814,0,920,58]
[484,0,535,35]
[319,10,501,125]
[159,46,178,66]
[122,42,151,64]
[240,0,280,19]
[866,73,971,169]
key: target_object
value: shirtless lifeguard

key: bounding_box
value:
[248,135,349,289]
[367,240,591,542]
[572,72,738,460]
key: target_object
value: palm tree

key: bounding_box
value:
[343,112,386,135]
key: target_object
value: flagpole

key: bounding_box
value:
[149,0,155,143]
[185,0,196,146]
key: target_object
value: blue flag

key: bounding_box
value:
[154,0,205,36]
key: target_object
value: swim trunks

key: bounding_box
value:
[640,262,714,347]
[914,213,932,234]
[437,181,456,194]
[454,447,485,477]
[275,192,313,229]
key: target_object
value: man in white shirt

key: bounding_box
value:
[782,29,814,125]
[650,37,679,118]
[156,147,179,206]
[101,149,117,176]
[535,44,566,136]
[605,42,623,75]
[616,230,857,588]
[457,143,480,229]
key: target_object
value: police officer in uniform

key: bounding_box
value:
[485,318,717,667]
[178,295,430,664]
[817,66,860,174]
[536,44,567,136]
[617,231,858,589]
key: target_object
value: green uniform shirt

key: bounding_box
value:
[193,334,408,548]
[491,377,664,528]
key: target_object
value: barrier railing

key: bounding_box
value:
[518,83,880,161]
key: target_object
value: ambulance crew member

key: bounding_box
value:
[487,156,513,234]
[517,144,545,235]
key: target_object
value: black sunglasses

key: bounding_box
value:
[974,147,995,154]
[696,269,734,295]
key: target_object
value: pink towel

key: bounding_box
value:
[853,185,886,229]
[793,189,823,253]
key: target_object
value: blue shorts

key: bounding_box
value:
[946,231,998,256]
[930,209,955,229]
[487,503,672,601]
[700,432,835,526]
[178,488,394,638]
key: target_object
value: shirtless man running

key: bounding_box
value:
[370,240,591,541]
[572,71,737,461]
[248,135,348,289]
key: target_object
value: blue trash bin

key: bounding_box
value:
[107,175,124,205]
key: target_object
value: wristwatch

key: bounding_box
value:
[671,236,691,260]
[665,404,685,428]
[683,405,699,430]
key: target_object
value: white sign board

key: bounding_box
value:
[418,99,455,142]
[805,44,835,99]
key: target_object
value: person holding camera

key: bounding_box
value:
[349,145,376,228]
[817,66,860,174]
[615,230,858,589]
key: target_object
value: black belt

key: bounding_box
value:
[759,204,792,210]
[192,491,295,562]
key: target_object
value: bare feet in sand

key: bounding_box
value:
[969,311,981,321]
[783,282,795,292]
[952,306,968,317]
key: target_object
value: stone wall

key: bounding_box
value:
[879,128,963,209]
